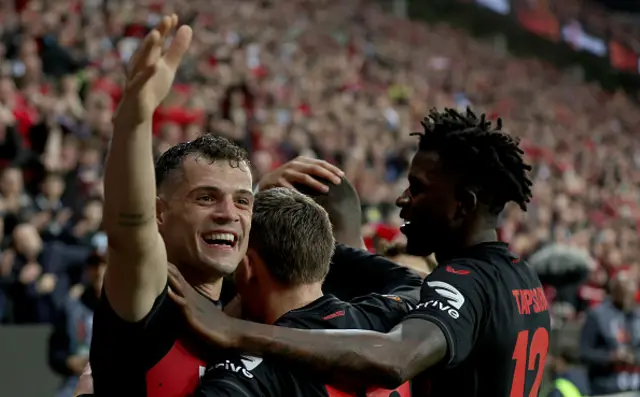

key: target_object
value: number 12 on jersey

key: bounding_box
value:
[510,328,549,397]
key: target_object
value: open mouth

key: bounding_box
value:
[400,220,411,234]
[202,232,238,249]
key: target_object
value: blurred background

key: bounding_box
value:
[0,0,639,396]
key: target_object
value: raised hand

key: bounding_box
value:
[115,14,192,125]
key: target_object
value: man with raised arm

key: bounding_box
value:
[90,14,383,397]
[92,15,254,397]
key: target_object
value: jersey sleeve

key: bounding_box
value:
[194,355,288,397]
[402,262,489,368]
[324,243,422,302]
[90,282,180,383]
[349,292,418,332]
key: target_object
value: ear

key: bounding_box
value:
[156,197,165,225]
[243,249,262,281]
[455,188,477,219]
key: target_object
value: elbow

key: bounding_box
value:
[365,352,410,389]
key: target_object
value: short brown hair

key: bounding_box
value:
[250,188,334,286]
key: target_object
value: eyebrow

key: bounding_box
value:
[408,175,428,185]
[192,186,254,197]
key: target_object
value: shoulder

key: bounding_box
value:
[91,282,180,370]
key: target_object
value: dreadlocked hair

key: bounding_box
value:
[410,107,532,213]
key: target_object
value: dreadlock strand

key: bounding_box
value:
[412,107,533,213]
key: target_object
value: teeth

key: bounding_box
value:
[204,233,235,243]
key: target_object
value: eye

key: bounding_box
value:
[409,183,422,197]
[236,198,251,206]
[197,195,214,202]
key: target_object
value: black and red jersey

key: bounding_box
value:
[403,242,551,397]
[89,244,421,397]
[90,284,217,397]
[195,294,417,397]
[195,248,422,397]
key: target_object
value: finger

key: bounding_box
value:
[125,65,157,94]
[167,275,185,296]
[156,14,175,39]
[146,15,173,67]
[163,25,193,70]
[292,161,343,185]
[127,29,160,81]
[275,178,296,190]
[297,157,345,178]
[283,169,330,192]
[168,288,188,306]
[167,262,181,278]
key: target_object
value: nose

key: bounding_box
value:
[396,189,410,208]
[211,195,240,224]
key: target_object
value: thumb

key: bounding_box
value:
[163,25,193,70]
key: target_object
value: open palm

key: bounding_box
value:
[117,14,193,124]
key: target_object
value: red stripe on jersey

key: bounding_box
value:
[145,339,206,397]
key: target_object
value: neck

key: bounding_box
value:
[260,283,324,325]
[170,257,224,301]
[436,228,497,261]
[193,281,223,301]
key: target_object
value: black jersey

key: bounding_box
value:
[403,242,551,397]
[195,250,422,397]
[90,284,221,397]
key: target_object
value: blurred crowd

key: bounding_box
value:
[514,0,640,52]
[0,0,640,394]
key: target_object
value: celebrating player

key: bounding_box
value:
[169,187,421,396]
[171,108,551,397]
[92,14,252,397]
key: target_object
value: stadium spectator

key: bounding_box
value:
[580,271,640,394]
[48,251,105,397]
[547,350,591,397]
[0,0,639,394]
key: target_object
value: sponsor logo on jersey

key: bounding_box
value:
[414,281,465,319]
[212,356,263,379]
[240,355,263,371]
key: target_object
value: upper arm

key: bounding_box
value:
[402,262,488,368]
[90,283,180,389]
[104,232,167,322]
[385,318,448,383]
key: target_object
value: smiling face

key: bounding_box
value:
[397,151,461,257]
[157,155,253,282]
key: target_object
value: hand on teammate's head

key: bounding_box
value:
[257,156,344,193]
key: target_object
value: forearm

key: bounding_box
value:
[102,114,167,322]
[103,117,157,249]
[232,321,404,389]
